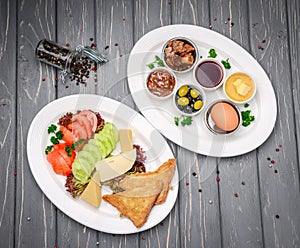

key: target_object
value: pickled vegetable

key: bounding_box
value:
[178,85,189,97]
[177,97,189,106]
[190,89,199,98]
[194,100,203,110]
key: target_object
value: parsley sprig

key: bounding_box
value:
[221,58,231,69]
[241,109,255,127]
[208,48,217,58]
[146,55,165,69]
[45,124,65,154]
[174,115,193,127]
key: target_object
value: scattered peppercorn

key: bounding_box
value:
[14,171,17,176]
[275,214,280,219]
[114,43,118,46]
[262,39,266,43]
[90,38,94,41]
[230,22,234,27]
[104,45,109,50]
[55,77,58,81]
[258,45,262,49]
[279,144,282,148]
[42,77,46,81]
[186,182,190,186]
[66,43,70,47]
[141,237,146,240]
[198,189,202,192]
[274,169,278,173]
[267,157,271,161]
[234,193,239,197]
[160,222,164,226]
[241,181,245,185]
[271,160,275,164]
[216,177,220,182]
[213,17,217,21]
[276,148,279,152]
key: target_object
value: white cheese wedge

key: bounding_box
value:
[94,149,137,182]
[237,83,251,96]
[119,129,133,152]
[80,171,101,207]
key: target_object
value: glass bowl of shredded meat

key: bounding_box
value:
[162,37,198,73]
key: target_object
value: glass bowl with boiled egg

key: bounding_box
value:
[205,99,241,135]
[173,84,206,116]
[223,72,256,104]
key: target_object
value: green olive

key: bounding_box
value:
[190,88,199,98]
[177,97,189,106]
[194,100,203,110]
[178,85,189,97]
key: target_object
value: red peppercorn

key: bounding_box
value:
[186,182,189,186]
[122,17,126,21]
[91,67,96,71]
[234,193,239,197]
[262,39,266,43]
[42,77,46,81]
[14,171,17,176]
[213,17,217,21]
[258,45,262,49]
[276,148,279,152]
[279,144,282,148]
[216,177,220,182]
[55,77,58,81]
[271,160,275,164]
[160,222,164,226]
[66,43,70,47]
[65,85,69,89]
[274,169,278,173]
[141,236,146,240]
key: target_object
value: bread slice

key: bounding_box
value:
[119,158,176,204]
[103,182,162,228]
[102,158,176,228]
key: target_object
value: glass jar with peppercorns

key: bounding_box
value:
[35,39,107,84]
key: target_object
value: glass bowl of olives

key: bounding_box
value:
[173,84,206,116]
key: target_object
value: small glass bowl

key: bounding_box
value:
[162,37,198,74]
[193,58,226,91]
[223,72,257,104]
[145,67,177,100]
[173,83,206,116]
[204,99,241,135]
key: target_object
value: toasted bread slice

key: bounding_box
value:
[103,181,162,228]
[119,158,176,204]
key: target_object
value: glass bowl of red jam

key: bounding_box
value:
[193,58,226,91]
[145,68,177,100]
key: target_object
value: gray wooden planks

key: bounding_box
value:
[0,0,299,247]
[15,0,57,247]
[0,0,17,247]
[209,1,264,247]
[249,0,300,247]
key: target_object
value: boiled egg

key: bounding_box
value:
[211,102,239,132]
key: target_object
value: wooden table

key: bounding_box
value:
[1,0,299,247]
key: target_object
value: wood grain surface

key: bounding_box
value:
[0,0,299,247]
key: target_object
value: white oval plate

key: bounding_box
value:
[127,24,277,157]
[27,94,178,234]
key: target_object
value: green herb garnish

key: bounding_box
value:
[208,48,217,58]
[221,58,231,69]
[45,145,53,155]
[174,115,193,127]
[56,130,63,140]
[241,109,255,127]
[48,124,57,134]
[244,103,249,108]
[65,144,73,157]
[72,138,88,150]
[50,136,60,144]
[146,55,165,69]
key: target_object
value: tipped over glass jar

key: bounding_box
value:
[35,39,108,84]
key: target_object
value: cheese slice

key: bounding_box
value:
[80,171,101,207]
[94,149,136,182]
[119,129,133,152]
[237,83,251,96]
